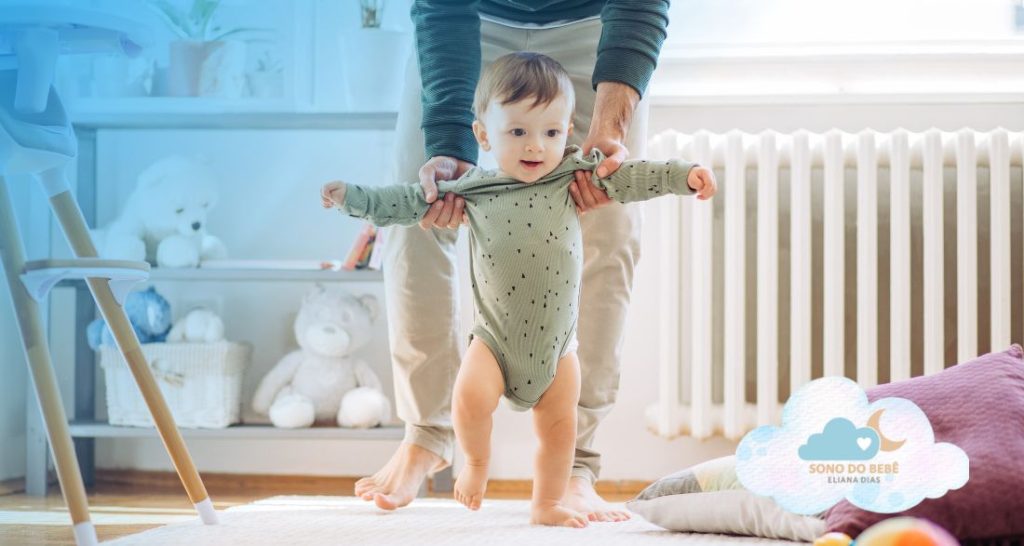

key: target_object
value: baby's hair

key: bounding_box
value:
[474,52,575,118]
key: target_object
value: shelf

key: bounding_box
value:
[71,110,398,130]
[56,266,383,285]
[149,267,383,282]
[68,420,404,440]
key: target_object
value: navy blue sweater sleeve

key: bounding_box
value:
[592,0,670,97]
[410,0,482,165]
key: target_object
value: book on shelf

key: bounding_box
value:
[367,226,387,270]
[197,226,384,274]
[343,223,376,270]
[357,239,374,269]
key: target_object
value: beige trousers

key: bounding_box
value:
[382,17,648,484]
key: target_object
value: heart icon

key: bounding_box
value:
[857,437,872,450]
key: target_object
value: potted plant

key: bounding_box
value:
[152,0,264,98]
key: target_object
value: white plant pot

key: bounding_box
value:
[168,40,248,98]
[341,29,412,111]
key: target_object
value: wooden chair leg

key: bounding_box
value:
[0,178,98,545]
[47,189,217,524]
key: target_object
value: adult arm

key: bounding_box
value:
[411,0,482,165]
[410,1,480,227]
[572,81,641,211]
[572,0,670,212]
[591,0,670,99]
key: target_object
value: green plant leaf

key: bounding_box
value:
[209,27,272,42]
[151,0,269,42]
[190,0,222,39]
[149,0,194,39]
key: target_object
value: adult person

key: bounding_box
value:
[356,0,674,523]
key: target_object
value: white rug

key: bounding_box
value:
[105,496,804,545]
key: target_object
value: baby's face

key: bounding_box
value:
[473,93,573,183]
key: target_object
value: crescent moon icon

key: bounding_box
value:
[867,409,906,452]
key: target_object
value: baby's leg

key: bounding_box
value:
[451,338,505,510]
[530,352,588,528]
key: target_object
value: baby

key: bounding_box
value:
[321,52,715,527]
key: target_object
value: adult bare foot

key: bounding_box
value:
[562,476,631,522]
[530,501,589,528]
[353,442,447,510]
[453,461,488,511]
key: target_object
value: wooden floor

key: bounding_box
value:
[0,472,645,545]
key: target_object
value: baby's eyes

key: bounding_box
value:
[508,128,561,137]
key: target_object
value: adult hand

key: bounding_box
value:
[571,136,625,215]
[571,81,640,215]
[417,155,473,230]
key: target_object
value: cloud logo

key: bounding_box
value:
[799,417,880,460]
[735,376,969,515]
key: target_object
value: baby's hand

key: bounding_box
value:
[687,166,717,201]
[320,181,347,209]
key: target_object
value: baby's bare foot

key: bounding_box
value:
[454,462,488,510]
[530,501,589,528]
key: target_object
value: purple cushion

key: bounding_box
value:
[824,344,1024,540]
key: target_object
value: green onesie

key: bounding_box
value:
[338,145,696,411]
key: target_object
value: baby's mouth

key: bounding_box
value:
[520,160,543,169]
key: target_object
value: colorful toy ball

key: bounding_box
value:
[852,517,959,546]
[814,532,854,546]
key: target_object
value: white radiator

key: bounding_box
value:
[646,128,1024,440]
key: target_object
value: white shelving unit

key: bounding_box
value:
[148,266,384,283]
[42,108,455,495]
[72,109,397,131]
[60,261,406,462]
[68,420,402,440]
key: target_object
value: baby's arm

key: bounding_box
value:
[321,180,433,227]
[592,158,715,204]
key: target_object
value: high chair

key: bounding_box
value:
[0,5,217,545]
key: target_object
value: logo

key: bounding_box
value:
[735,377,968,515]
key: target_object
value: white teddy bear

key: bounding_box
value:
[92,155,228,268]
[251,285,391,429]
[168,309,225,343]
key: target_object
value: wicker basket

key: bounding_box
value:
[99,341,251,428]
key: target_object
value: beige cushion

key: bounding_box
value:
[626,455,826,542]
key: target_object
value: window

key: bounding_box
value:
[664,0,1024,56]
